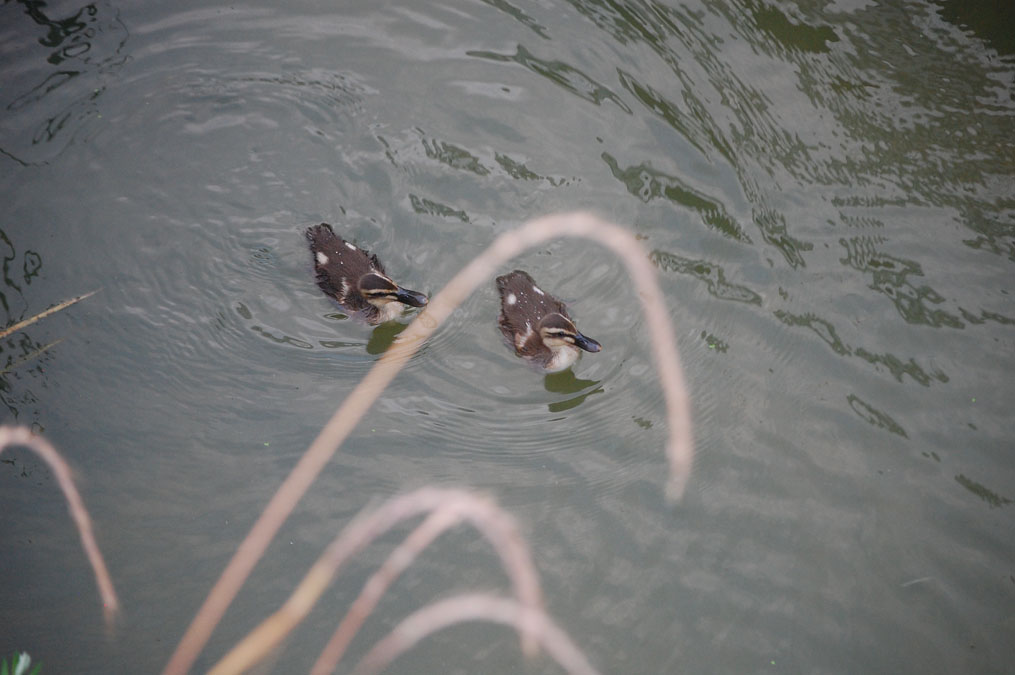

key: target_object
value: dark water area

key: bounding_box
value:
[1,0,1012,672]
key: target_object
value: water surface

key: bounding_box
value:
[1,0,1012,672]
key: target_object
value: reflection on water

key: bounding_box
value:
[773,308,951,385]
[543,369,603,413]
[238,296,415,354]
[365,320,408,355]
[839,232,966,329]
[0,229,51,424]
[602,152,750,243]
[937,0,1015,57]
[746,0,839,54]
[847,393,908,439]
[468,44,633,113]
[378,126,567,191]
[955,474,1014,508]
[1,0,129,165]
[0,230,37,318]
[651,249,762,305]
[1,0,1013,671]
[408,193,471,223]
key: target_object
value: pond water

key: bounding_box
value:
[1,0,1013,672]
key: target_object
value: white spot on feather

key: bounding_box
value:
[506,293,517,305]
[315,252,329,265]
[533,286,544,295]
[345,242,357,250]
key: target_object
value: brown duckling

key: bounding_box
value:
[496,269,601,373]
[306,223,427,324]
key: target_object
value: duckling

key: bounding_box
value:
[306,223,428,325]
[496,270,602,373]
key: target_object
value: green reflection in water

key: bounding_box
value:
[408,194,470,223]
[839,234,964,329]
[847,393,907,438]
[421,136,490,176]
[467,44,632,113]
[651,250,762,305]
[839,231,1013,328]
[544,369,603,413]
[632,416,653,429]
[494,152,564,186]
[614,69,720,163]
[853,347,948,386]
[379,128,564,186]
[250,326,313,350]
[234,302,252,320]
[774,309,950,386]
[479,0,550,40]
[958,306,1015,326]
[955,474,1014,508]
[937,0,1015,57]
[753,205,812,269]
[365,321,408,355]
[745,0,839,54]
[570,1,820,271]
[701,331,728,353]
[602,152,750,243]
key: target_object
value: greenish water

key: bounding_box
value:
[1,0,1012,672]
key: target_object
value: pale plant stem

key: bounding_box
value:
[0,426,119,628]
[0,290,98,340]
[309,508,462,675]
[353,593,601,675]
[208,489,542,675]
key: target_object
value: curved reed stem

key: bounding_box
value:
[164,212,693,674]
[308,509,458,674]
[353,593,601,675]
[0,426,119,629]
[208,488,542,675]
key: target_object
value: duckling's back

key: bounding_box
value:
[306,223,383,311]
[496,270,569,335]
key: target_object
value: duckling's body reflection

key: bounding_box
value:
[544,369,604,413]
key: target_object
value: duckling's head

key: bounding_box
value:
[358,272,429,309]
[537,313,602,353]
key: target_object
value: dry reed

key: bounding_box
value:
[0,290,98,341]
[164,211,693,674]
[208,488,544,675]
[354,593,601,675]
[0,426,119,628]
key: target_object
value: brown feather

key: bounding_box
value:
[306,223,423,324]
[495,270,599,372]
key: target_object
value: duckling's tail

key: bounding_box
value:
[495,269,535,293]
[305,222,336,246]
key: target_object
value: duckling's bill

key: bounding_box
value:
[573,332,602,353]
